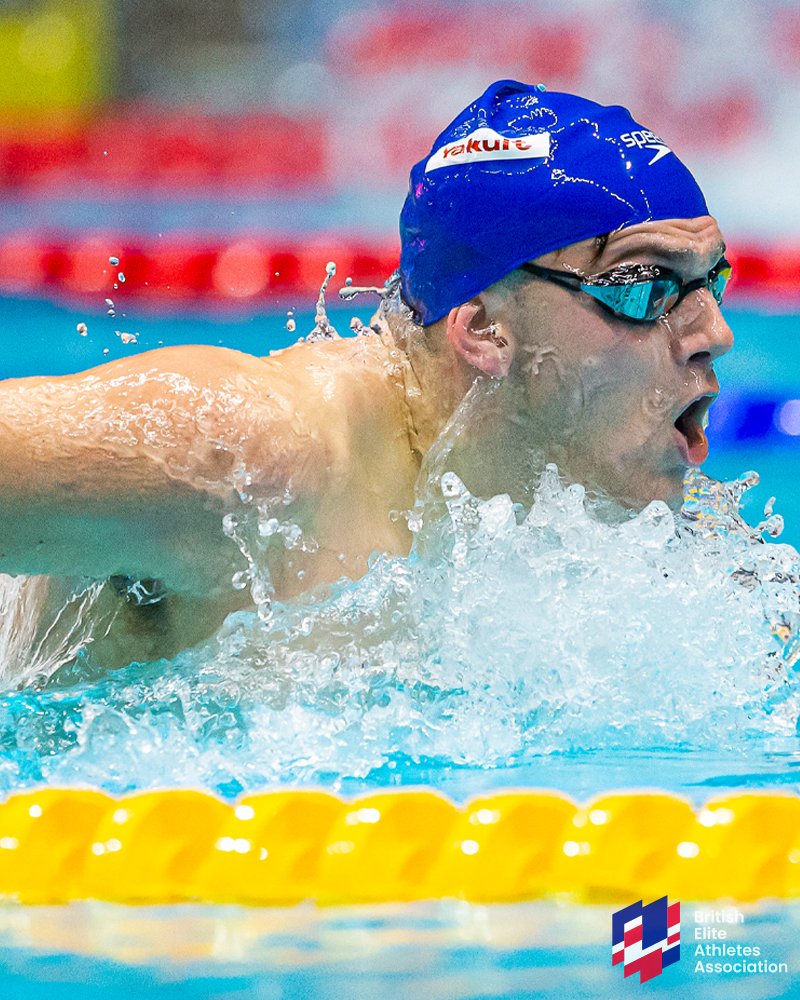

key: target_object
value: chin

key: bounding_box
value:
[631,473,685,512]
[560,453,686,513]
[596,467,685,513]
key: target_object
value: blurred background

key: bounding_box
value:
[0,0,797,536]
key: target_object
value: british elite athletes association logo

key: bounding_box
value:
[612,896,681,983]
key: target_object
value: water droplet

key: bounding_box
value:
[345,276,353,286]
[109,256,119,267]
[117,273,126,283]
[338,284,385,302]
[102,348,109,355]
[76,322,88,336]
[306,262,340,341]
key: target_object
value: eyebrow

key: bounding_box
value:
[609,241,727,269]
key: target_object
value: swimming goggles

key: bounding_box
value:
[519,256,732,323]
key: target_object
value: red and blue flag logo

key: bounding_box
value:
[612,896,680,983]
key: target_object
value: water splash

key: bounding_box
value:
[338,269,399,306]
[0,576,119,688]
[222,474,317,623]
[339,270,402,336]
[305,262,339,341]
[338,284,386,302]
[0,460,797,796]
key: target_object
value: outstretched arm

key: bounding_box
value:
[0,345,278,596]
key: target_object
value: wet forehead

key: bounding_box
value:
[597,216,726,276]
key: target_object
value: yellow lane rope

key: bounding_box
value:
[1,787,799,905]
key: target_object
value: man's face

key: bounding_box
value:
[506,216,733,509]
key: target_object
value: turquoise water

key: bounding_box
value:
[0,299,799,997]
[1,900,799,998]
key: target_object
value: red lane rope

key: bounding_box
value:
[0,234,398,303]
[0,235,795,304]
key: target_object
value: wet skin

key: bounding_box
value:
[0,216,733,669]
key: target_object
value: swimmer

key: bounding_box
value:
[0,81,733,667]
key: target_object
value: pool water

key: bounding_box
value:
[2,899,799,999]
[0,297,799,996]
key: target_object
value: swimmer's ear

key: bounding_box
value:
[446,299,514,378]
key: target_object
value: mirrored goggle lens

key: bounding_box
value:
[581,278,679,322]
[710,262,732,304]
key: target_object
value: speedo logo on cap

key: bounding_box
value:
[620,129,673,165]
[425,126,551,173]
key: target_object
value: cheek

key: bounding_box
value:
[515,297,672,434]
[570,353,677,466]
[573,345,668,424]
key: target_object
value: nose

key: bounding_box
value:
[668,289,734,367]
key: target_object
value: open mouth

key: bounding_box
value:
[673,394,716,465]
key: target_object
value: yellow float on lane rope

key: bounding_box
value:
[1,787,800,905]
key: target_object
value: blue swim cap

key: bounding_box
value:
[399,80,709,326]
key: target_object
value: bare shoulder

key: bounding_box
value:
[100,336,403,494]
[245,334,406,488]
[1,337,403,505]
[63,343,274,391]
[0,344,318,500]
